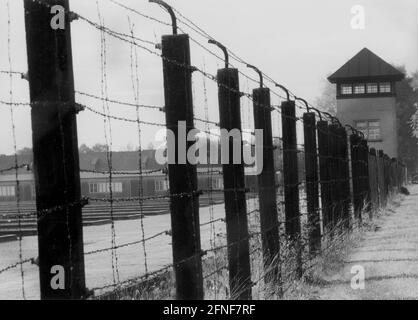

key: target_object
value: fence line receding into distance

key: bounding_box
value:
[0,0,408,300]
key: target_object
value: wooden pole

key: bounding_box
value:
[281,100,302,278]
[252,87,281,288]
[328,124,339,227]
[161,34,203,300]
[24,0,86,299]
[317,121,331,230]
[350,134,362,221]
[303,112,320,254]
[361,139,371,214]
[217,68,252,300]
[338,127,350,229]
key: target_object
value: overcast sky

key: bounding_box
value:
[0,0,417,155]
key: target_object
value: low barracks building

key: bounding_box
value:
[0,150,261,202]
[328,48,405,158]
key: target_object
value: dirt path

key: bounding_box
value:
[317,185,418,300]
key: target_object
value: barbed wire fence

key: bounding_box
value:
[0,0,408,300]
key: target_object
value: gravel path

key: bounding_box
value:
[318,185,418,300]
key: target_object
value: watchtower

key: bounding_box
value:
[328,48,404,158]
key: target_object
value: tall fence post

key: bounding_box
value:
[384,154,390,202]
[404,163,408,186]
[361,139,371,214]
[374,149,380,210]
[303,112,320,254]
[397,161,403,189]
[281,100,302,278]
[338,127,350,229]
[375,149,380,209]
[378,150,386,206]
[335,125,343,227]
[358,138,367,213]
[161,33,203,300]
[217,65,252,300]
[24,0,86,299]
[252,85,281,286]
[368,148,378,217]
[373,149,381,209]
[399,161,403,188]
[391,158,397,193]
[350,133,362,222]
[317,121,331,231]
[328,124,339,228]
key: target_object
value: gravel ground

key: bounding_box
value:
[317,185,418,300]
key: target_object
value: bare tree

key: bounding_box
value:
[314,78,337,115]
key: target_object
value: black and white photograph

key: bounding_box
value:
[0,0,418,309]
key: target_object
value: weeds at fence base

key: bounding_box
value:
[92,193,404,300]
[95,271,174,300]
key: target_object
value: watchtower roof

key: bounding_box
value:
[328,48,404,83]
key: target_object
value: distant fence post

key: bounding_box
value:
[394,160,399,191]
[317,121,332,231]
[328,124,339,227]
[216,64,252,300]
[391,158,397,193]
[161,33,203,300]
[350,133,362,222]
[399,161,404,188]
[252,85,281,287]
[368,148,378,216]
[338,127,350,229]
[384,154,390,202]
[281,100,302,278]
[373,149,381,209]
[360,139,371,214]
[335,127,342,227]
[403,163,408,186]
[378,150,386,206]
[386,155,391,196]
[303,112,320,254]
[374,149,380,209]
[24,0,86,299]
[397,161,403,189]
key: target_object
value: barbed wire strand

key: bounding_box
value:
[6,0,25,299]
[96,0,120,284]
[128,17,149,275]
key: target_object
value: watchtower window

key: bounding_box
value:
[366,83,378,93]
[341,84,352,95]
[379,82,391,93]
[355,120,381,141]
[354,83,365,94]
